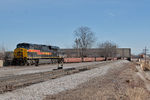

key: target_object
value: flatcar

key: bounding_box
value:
[13,43,63,66]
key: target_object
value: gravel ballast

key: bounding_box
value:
[0,60,129,100]
[0,62,103,77]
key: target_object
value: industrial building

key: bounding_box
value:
[60,48,131,58]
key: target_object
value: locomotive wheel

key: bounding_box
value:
[35,59,39,66]
[26,60,31,66]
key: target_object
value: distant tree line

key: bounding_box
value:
[98,41,118,60]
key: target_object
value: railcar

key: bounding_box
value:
[13,43,63,66]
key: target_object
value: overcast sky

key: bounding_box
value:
[0,0,150,54]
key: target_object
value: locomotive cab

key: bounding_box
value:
[14,43,29,59]
[13,43,29,65]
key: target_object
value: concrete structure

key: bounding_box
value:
[0,60,3,67]
[116,48,131,58]
[60,48,131,58]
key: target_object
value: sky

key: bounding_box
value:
[0,0,150,54]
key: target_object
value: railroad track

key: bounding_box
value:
[0,61,113,94]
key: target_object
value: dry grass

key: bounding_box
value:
[80,87,149,100]
[140,62,150,71]
[136,59,150,71]
[126,87,149,100]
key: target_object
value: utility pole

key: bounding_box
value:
[143,46,148,64]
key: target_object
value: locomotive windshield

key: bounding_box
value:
[17,43,30,49]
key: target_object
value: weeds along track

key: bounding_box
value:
[0,61,113,94]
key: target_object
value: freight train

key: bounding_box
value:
[13,43,63,66]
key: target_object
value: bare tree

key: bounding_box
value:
[98,41,118,60]
[73,38,80,57]
[73,26,95,57]
[0,44,5,60]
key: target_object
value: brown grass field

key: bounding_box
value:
[44,62,150,100]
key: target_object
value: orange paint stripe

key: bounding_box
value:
[27,49,52,55]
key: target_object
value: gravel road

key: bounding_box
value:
[0,60,129,100]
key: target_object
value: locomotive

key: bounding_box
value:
[13,43,63,66]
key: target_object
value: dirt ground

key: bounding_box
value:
[44,62,150,100]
